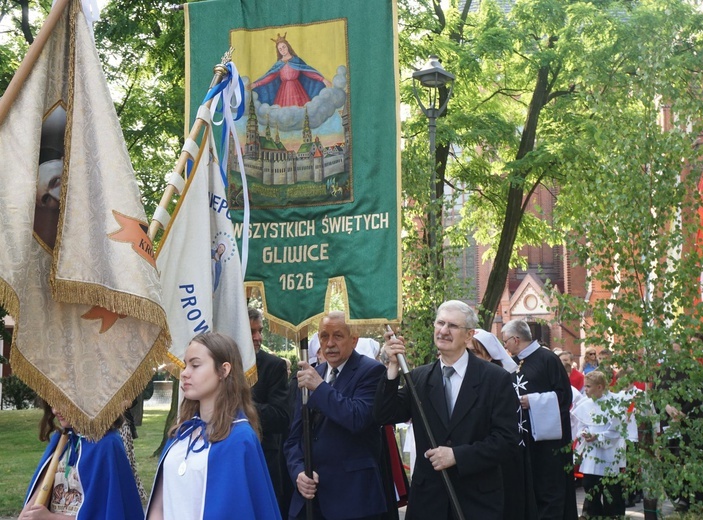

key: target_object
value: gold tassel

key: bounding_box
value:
[245,364,258,387]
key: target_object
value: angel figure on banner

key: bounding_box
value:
[247,33,331,107]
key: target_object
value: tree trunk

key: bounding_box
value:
[20,0,34,45]
[478,64,551,329]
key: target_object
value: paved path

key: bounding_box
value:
[574,486,674,518]
[396,486,675,519]
[1,487,675,520]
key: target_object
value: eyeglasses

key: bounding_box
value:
[502,336,518,345]
[434,320,470,332]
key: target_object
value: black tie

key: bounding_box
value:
[442,366,455,416]
[328,367,339,385]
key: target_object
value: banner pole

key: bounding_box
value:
[298,328,314,520]
[0,0,72,127]
[397,356,466,520]
[35,432,69,507]
[147,49,233,241]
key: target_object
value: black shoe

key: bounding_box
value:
[673,498,690,512]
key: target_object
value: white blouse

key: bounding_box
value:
[162,432,211,520]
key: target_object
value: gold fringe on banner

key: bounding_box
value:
[0,281,20,319]
[248,276,397,340]
[10,328,171,440]
[244,364,258,387]
[49,0,77,269]
[49,279,170,331]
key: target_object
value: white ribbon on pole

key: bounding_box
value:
[209,62,250,278]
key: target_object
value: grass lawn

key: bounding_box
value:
[0,406,169,517]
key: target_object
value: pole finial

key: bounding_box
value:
[213,48,234,77]
[221,47,234,64]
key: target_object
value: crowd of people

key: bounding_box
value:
[18,303,703,519]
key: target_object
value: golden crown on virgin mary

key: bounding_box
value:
[270,32,288,44]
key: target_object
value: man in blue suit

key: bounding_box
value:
[284,311,388,520]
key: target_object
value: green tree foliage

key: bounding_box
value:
[557,2,703,506]
[400,3,703,502]
[397,0,703,322]
[93,0,185,222]
[0,0,49,89]
[396,0,469,363]
[2,305,36,409]
[546,1,703,509]
[1,311,37,410]
[1,372,37,409]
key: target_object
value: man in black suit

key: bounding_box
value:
[249,308,291,517]
[374,300,520,520]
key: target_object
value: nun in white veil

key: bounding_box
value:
[471,329,538,520]
[472,329,519,373]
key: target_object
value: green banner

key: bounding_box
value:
[186,0,400,330]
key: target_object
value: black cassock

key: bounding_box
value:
[512,344,578,520]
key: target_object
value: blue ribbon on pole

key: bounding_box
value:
[201,62,246,189]
[198,60,251,277]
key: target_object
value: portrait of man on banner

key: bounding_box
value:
[34,103,66,250]
[228,20,351,209]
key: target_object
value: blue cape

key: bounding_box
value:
[24,430,143,519]
[253,56,325,106]
[148,418,281,519]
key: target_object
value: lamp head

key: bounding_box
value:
[412,55,455,89]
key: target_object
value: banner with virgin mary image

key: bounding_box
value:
[185,0,401,330]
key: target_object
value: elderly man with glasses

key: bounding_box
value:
[502,319,577,520]
[374,300,519,520]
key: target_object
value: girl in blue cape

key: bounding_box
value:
[248,33,330,107]
[146,332,280,520]
[19,402,143,519]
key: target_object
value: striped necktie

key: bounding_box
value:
[328,367,339,385]
[442,365,455,416]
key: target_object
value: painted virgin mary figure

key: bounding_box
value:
[248,33,331,107]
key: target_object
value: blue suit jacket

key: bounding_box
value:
[284,350,387,519]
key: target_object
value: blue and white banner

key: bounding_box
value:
[156,109,256,382]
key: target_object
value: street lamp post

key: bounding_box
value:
[412,55,454,257]
[411,59,465,520]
